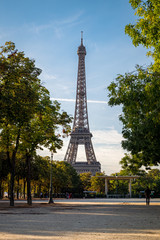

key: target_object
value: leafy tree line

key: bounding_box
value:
[79,170,160,197]
[108,0,160,171]
[0,41,72,206]
[1,155,160,199]
[0,155,82,199]
[107,169,160,197]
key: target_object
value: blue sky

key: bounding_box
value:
[0,0,152,174]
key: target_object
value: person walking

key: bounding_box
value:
[145,186,151,205]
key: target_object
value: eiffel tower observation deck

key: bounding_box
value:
[64,32,101,175]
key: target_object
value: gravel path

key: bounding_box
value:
[0,201,160,240]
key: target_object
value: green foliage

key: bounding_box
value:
[108,66,160,168]
[0,42,41,126]
[108,171,129,195]
[109,169,160,197]
[108,0,160,171]
[125,0,160,71]
[31,155,50,196]
[79,172,92,191]
[1,154,82,198]
[18,157,81,197]
[0,41,44,205]
[0,41,43,162]
[90,172,105,193]
[120,154,146,175]
[52,161,81,194]
[20,91,72,155]
[130,169,160,196]
[0,41,72,205]
[31,155,50,182]
[147,169,160,195]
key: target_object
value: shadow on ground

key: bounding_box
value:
[0,202,160,237]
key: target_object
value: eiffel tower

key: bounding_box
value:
[64,32,101,175]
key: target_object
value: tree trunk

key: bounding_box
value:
[10,165,15,206]
[23,180,26,199]
[9,129,21,206]
[8,180,10,199]
[17,176,19,199]
[38,184,42,198]
[26,153,32,205]
[0,181,2,199]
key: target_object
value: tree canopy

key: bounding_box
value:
[125,0,160,71]
[108,66,160,168]
[108,0,160,170]
[0,41,72,205]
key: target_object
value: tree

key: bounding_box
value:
[31,155,50,197]
[108,1,160,170]
[27,158,81,198]
[128,168,160,197]
[108,66,160,169]
[19,87,71,205]
[120,154,145,175]
[125,0,160,71]
[0,42,42,206]
[79,172,92,191]
[147,169,160,196]
[109,168,160,197]
[0,41,72,206]
[90,172,105,193]
[108,173,129,196]
[52,161,81,195]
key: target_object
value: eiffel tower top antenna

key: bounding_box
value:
[81,31,83,45]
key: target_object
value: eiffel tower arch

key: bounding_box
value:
[64,32,101,175]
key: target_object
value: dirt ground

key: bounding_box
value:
[0,201,160,240]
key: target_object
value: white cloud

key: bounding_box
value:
[29,11,84,36]
[54,11,84,26]
[51,98,75,102]
[50,98,107,104]
[42,72,57,80]
[92,129,123,145]
[95,146,124,174]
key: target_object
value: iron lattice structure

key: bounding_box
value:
[64,33,100,174]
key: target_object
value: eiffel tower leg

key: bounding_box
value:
[64,141,78,164]
[85,140,97,164]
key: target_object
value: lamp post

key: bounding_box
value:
[49,150,54,204]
